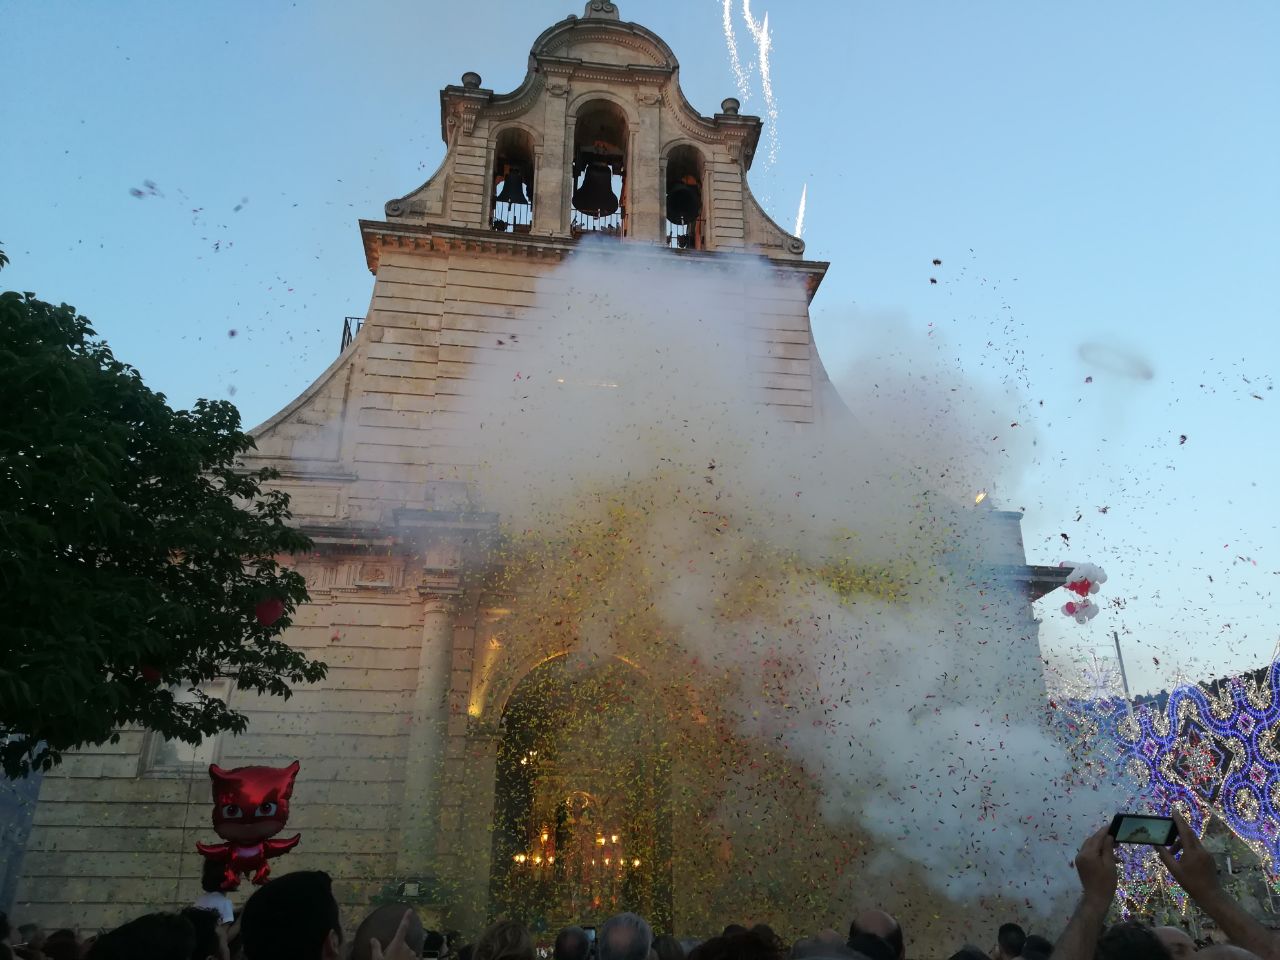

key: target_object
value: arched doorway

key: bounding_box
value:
[489,655,672,933]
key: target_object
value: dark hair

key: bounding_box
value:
[997,924,1026,958]
[182,907,224,960]
[475,920,535,960]
[688,929,785,960]
[240,871,341,960]
[847,934,896,960]
[948,949,990,960]
[1096,924,1166,960]
[555,927,591,960]
[201,857,228,894]
[653,934,685,960]
[722,926,748,938]
[42,930,82,960]
[0,912,9,942]
[86,912,196,960]
[848,920,903,960]
[1020,935,1053,960]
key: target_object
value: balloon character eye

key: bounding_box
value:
[256,801,278,817]
[221,804,243,818]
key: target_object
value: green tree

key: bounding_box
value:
[0,292,326,777]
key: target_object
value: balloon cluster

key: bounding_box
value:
[1059,561,1107,624]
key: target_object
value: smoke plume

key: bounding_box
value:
[459,242,1126,922]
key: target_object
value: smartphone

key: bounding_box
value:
[1109,813,1178,846]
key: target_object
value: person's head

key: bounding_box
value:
[240,870,342,960]
[86,912,196,960]
[350,906,425,960]
[791,937,857,960]
[996,924,1026,960]
[600,914,654,960]
[555,927,591,960]
[845,933,895,960]
[947,948,990,960]
[183,907,231,960]
[653,934,685,960]
[41,929,81,960]
[848,911,903,960]
[722,927,747,938]
[1019,936,1052,960]
[475,920,534,960]
[201,857,229,894]
[688,929,784,960]
[16,925,42,948]
[1152,927,1195,960]
[1095,923,1168,960]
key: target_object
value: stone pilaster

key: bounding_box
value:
[396,591,456,879]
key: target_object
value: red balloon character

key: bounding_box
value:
[196,761,301,890]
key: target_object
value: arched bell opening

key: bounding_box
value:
[491,127,535,234]
[489,654,671,933]
[571,101,628,238]
[664,145,705,250]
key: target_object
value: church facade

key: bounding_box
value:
[12,1,1065,940]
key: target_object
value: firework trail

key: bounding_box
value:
[793,182,807,236]
[721,0,751,105]
[742,0,779,165]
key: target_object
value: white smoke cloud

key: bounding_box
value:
[458,242,1128,914]
[794,182,807,237]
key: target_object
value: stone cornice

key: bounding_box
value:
[358,219,830,301]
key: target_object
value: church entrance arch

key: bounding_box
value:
[488,654,672,934]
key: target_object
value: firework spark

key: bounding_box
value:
[741,0,779,166]
[793,183,807,237]
[721,0,750,105]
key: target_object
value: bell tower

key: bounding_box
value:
[381,0,812,258]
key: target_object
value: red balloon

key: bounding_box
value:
[195,761,302,890]
[254,597,285,627]
[140,665,161,684]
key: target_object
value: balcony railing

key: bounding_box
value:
[340,316,364,352]
[666,217,705,250]
[571,207,627,237]
[491,199,532,233]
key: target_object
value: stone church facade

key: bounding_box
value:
[12,1,1065,939]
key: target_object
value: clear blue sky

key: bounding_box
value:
[3,0,1276,695]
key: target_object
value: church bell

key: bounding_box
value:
[572,161,619,217]
[665,181,701,226]
[495,166,529,206]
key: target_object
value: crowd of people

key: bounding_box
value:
[0,814,1276,960]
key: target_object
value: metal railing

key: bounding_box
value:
[492,199,533,233]
[571,207,627,237]
[665,217,705,250]
[340,316,364,352]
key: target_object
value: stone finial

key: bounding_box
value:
[461,71,483,89]
[720,97,740,116]
[583,1,620,19]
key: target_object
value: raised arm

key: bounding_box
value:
[1158,812,1280,960]
[1054,826,1119,960]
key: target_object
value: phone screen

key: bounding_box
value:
[1109,813,1177,845]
